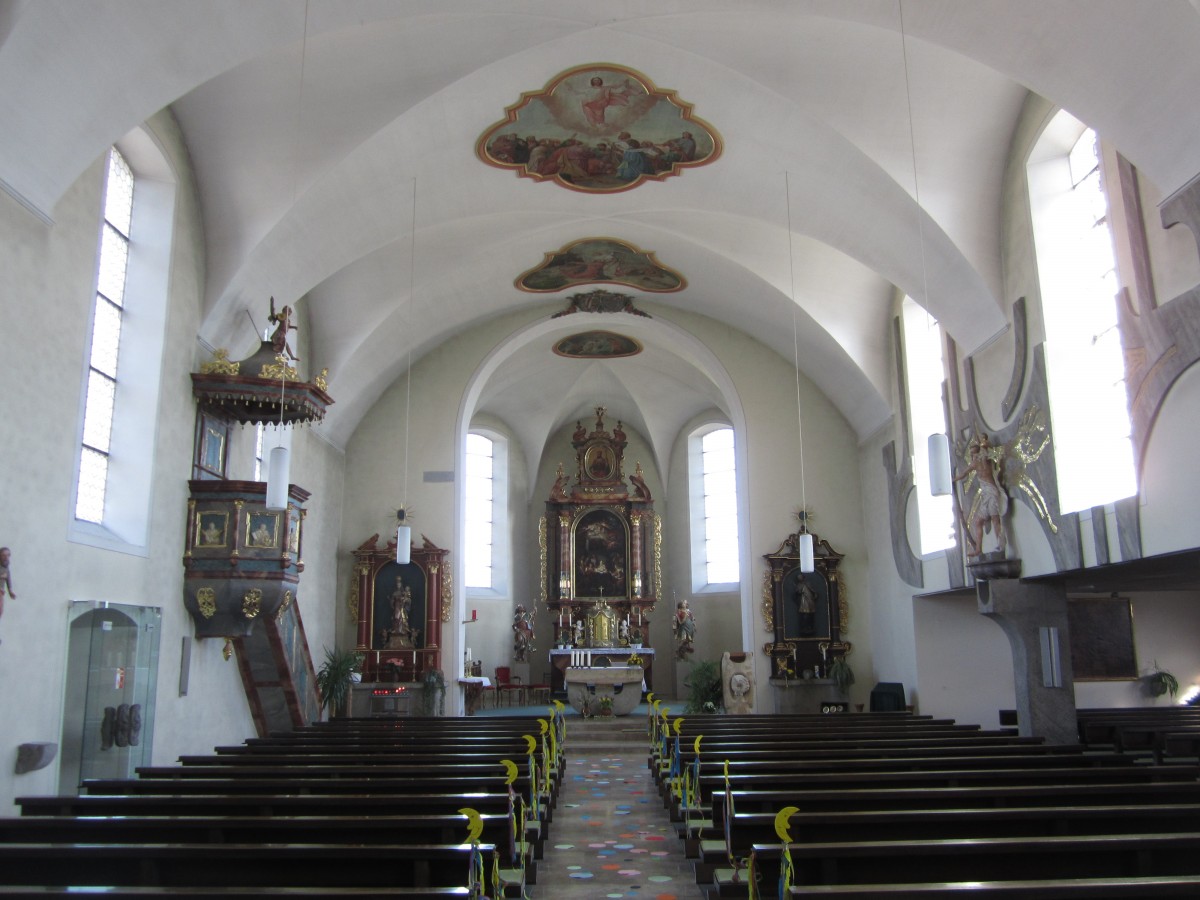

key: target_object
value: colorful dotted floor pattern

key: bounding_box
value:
[531,753,701,899]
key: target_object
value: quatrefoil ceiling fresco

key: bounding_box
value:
[553,331,643,359]
[517,238,685,293]
[477,64,721,193]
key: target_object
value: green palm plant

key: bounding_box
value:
[1146,663,1179,699]
[828,656,855,692]
[315,647,363,718]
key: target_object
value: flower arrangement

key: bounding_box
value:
[598,696,614,716]
[627,652,644,667]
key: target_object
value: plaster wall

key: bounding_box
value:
[0,110,261,810]
[914,593,1015,730]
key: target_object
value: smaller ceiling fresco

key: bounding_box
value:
[477,64,721,193]
[518,238,685,293]
[553,331,643,359]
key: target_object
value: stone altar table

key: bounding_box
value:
[564,666,644,716]
[550,647,654,695]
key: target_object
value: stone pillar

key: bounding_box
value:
[977,578,1078,744]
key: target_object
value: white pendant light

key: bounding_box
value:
[928,432,952,496]
[786,171,816,575]
[265,445,291,511]
[395,509,411,565]
[394,177,416,568]
[797,529,815,574]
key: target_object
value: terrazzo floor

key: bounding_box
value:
[531,752,703,899]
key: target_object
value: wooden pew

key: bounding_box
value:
[787,875,1200,898]
[707,832,1200,897]
[0,842,496,890]
[0,890,474,899]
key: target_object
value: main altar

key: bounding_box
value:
[541,407,660,695]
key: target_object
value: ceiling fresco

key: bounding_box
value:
[517,238,685,293]
[553,331,643,359]
[477,64,721,193]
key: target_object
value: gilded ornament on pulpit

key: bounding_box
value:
[242,589,262,619]
[197,588,217,619]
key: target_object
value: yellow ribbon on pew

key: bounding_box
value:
[500,758,518,785]
[544,712,559,770]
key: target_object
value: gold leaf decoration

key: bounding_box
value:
[197,587,217,619]
[275,590,293,623]
[242,588,262,619]
[761,568,775,632]
[200,348,240,375]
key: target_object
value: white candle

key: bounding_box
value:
[466,647,472,661]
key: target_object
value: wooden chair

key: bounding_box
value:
[526,672,551,707]
[494,667,524,707]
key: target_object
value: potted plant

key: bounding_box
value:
[828,656,855,693]
[598,696,614,717]
[420,668,447,716]
[1145,663,1179,699]
[684,659,724,714]
[315,647,364,719]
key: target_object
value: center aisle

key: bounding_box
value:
[531,748,702,899]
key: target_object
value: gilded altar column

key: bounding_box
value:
[559,512,572,599]
[630,511,643,598]
[355,562,372,651]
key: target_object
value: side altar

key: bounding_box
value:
[541,406,661,678]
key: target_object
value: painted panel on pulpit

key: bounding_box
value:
[782,569,830,641]
[573,508,628,598]
[371,562,428,651]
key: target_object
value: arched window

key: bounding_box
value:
[902,297,955,554]
[465,430,510,597]
[71,132,175,552]
[1028,114,1136,514]
[689,425,740,589]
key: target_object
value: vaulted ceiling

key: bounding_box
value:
[5,1,1199,467]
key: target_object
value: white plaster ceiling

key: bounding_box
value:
[4,0,1199,467]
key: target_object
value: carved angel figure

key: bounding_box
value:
[954,432,1009,558]
[952,406,1057,559]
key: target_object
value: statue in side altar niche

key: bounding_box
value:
[512,604,535,662]
[573,617,585,647]
[384,577,420,648]
[953,432,1008,559]
[673,598,696,660]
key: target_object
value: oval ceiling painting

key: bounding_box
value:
[554,331,643,359]
[518,238,685,293]
[477,64,721,193]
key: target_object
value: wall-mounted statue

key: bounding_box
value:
[954,432,1009,559]
[673,598,695,659]
[513,604,535,662]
